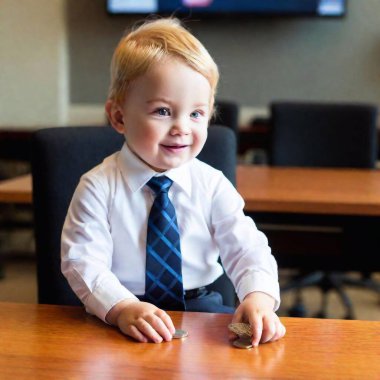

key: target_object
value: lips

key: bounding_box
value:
[161,144,189,152]
[162,144,187,148]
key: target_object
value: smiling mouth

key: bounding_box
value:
[161,144,188,150]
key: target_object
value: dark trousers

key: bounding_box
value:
[138,289,235,314]
[185,289,235,314]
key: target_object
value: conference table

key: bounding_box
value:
[237,165,380,216]
[2,165,380,214]
[0,174,31,204]
[0,302,379,379]
[1,166,380,268]
[234,165,380,272]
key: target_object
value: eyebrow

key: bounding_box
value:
[193,103,209,109]
[146,99,209,109]
[146,98,172,105]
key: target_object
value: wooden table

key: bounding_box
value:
[3,166,380,215]
[237,165,380,216]
[2,167,380,265]
[0,302,379,379]
[235,165,380,272]
[0,174,32,204]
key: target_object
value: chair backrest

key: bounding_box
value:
[211,100,239,137]
[32,125,236,306]
[269,102,378,168]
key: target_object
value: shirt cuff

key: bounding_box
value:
[236,271,281,311]
[85,276,139,322]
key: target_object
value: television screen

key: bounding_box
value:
[107,0,346,17]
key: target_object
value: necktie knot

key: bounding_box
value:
[147,176,173,195]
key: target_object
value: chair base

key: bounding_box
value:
[282,271,380,319]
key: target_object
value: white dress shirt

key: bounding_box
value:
[61,143,280,321]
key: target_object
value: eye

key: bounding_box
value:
[190,110,202,119]
[155,107,171,116]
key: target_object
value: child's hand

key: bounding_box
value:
[106,300,176,343]
[230,292,286,347]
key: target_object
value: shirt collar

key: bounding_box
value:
[117,142,192,197]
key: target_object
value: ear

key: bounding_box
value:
[105,100,125,134]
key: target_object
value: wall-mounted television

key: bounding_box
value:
[107,0,346,17]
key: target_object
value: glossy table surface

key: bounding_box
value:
[1,167,378,278]
[0,174,32,203]
[3,166,380,216]
[0,302,379,379]
[237,165,380,215]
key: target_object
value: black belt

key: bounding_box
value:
[184,286,206,300]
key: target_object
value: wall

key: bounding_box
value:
[0,0,68,128]
[68,0,380,124]
[1,0,379,128]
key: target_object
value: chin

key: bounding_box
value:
[151,156,192,172]
[162,159,187,169]
[161,164,181,171]
[149,163,176,172]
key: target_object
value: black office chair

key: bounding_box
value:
[32,125,237,307]
[267,101,379,319]
[211,100,239,139]
[270,102,378,168]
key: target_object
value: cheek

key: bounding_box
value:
[190,130,207,157]
[194,127,208,146]
[129,125,158,146]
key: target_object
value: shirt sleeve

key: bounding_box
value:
[61,173,138,322]
[210,172,281,311]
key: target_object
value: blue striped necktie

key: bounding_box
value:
[145,176,185,310]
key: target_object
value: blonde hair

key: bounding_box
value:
[108,18,219,109]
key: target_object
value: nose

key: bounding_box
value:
[170,117,191,135]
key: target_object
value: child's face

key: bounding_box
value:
[108,58,212,172]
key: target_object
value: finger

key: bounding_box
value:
[155,309,176,336]
[281,322,286,337]
[135,318,163,343]
[146,313,173,342]
[249,314,263,347]
[260,315,276,344]
[231,309,244,324]
[268,320,286,342]
[125,325,148,343]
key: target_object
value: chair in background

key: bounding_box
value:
[0,130,34,279]
[269,102,378,168]
[268,101,379,318]
[211,100,239,139]
[32,125,237,307]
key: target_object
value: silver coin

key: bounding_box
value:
[232,336,253,349]
[173,329,188,339]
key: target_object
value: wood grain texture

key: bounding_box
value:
[0,302,379,379]
[237,165,380,215]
